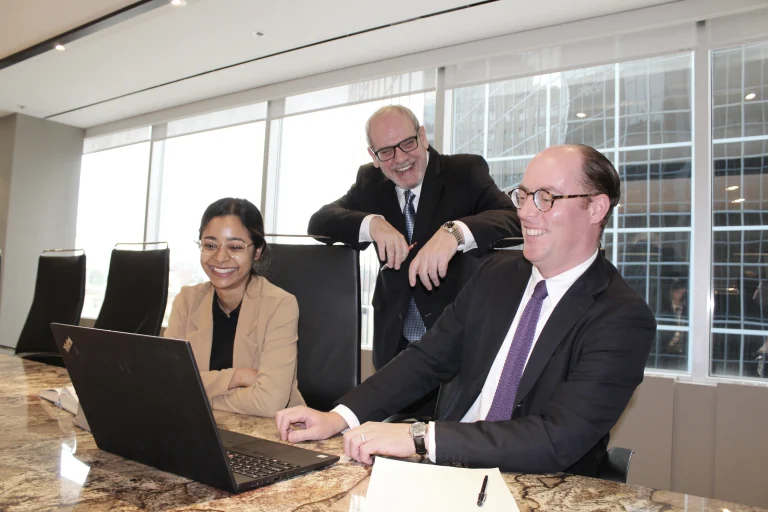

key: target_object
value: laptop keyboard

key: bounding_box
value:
[227,451,300,479]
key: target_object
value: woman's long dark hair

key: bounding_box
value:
[199,197,270,276]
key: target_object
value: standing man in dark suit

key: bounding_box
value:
[308,105,520,371]
[278,144,655,476]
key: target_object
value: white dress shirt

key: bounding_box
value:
[334,249,599,463]
[357,153,477,251]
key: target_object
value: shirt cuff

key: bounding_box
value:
[453,220,477,252]
[331,404,360,430]
[359,214,383,243]
[427,421,437,463]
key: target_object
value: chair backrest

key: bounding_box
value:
[16,251,86,355]
[267,243,361,412]
[94,245,169,336]
[598,446,634,483]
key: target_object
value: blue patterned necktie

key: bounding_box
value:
[485,280,548,421]
[402,190,426,342]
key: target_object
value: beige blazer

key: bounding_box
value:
[164,276,304,416]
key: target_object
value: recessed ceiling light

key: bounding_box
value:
[170,0,186,6]
[731,198,745,203]
[726,185,739,191]
[253,31,265,37]
[55,44,66,51]
[576,112,586,118]
[745,93,756,100]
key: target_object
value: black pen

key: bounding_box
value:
[477,474,488,507]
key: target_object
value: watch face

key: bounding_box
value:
[410,422,427,437]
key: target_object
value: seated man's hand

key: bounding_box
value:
[276,406,348,443]
[370,217,411,270]
[343,422,414,465]
[228,368,259,390]
[409,229,458,290]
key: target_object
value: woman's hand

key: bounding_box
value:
[228,368,259,389]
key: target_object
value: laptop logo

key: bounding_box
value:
[63,337,73,353]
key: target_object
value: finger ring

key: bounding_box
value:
[360,433,366,443]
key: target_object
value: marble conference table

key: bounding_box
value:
[0,354,764,512]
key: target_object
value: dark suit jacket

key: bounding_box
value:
[339,252,656,476]
[308,147,520,369]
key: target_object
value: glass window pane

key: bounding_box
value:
[618,147,692,229]
[551,64,616,150]
[711,42,768,383]
[76,143,150,318]
[712,332,768,380]
[713,140,768,227]
[452,85,486,156]
[155,122,265,323]
[487,159,529,191]
[712,230,768,332]
[713,41,768,140]
[619,54,692,146]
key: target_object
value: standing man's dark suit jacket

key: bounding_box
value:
[339,252,656,476]
[308,147,520,369]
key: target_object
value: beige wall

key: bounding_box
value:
[613,376,768,509]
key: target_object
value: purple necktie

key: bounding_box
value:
[485,280,548,422]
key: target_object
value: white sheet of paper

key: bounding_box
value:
[363,457,519,512]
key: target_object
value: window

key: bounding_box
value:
[711,41,768,380]
[76,141,151,318]
[450,54,693,372]
[151,122,266,321]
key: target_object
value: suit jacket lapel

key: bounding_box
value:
[412,147,444,245]
[187,285,215,371]
[514,256,609,407]
[376,176,406,234]
[447,257,532,420]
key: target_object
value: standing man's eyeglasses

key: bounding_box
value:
[508,187,594,213]
[371,134,420,162]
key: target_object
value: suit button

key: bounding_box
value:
[398,313,403,320]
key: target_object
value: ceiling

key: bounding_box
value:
[0,0,699,129]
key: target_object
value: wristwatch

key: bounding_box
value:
[441,221,464,246]
[409,421,428,458]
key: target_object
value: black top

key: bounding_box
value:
[209,292,242,371]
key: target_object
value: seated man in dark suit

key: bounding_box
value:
[277,144,655,476]
[308,105,520,372]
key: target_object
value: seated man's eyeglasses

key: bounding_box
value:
[371,134,420,162]
[508,187,594,213]
[196,240,255,256]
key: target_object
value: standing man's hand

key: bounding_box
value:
[409,229,458,290]
[370,217,411,270]
[276,406,348,443]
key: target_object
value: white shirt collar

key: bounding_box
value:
[530,249,599,305]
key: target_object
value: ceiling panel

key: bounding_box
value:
[0,0,739,129]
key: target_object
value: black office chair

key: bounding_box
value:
[598,446,634,483]
[93,243,169,336]
[15,249,86,367]
[267,242,361,412]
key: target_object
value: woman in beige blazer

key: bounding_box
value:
[165,197,304,417]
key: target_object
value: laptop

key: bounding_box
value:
[50,323,339,493]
